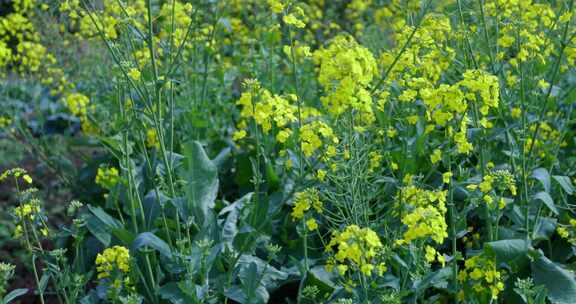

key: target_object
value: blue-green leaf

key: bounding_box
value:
[484,239,529,266]
[88,205,122,229]
[2,289,28,304]
[132,232,172,259]
[533,191,558,215]
[552,175,574,195]
[532,254,576,304]
[532,168,551,192]
[181,141,218,227]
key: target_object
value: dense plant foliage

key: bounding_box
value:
[1,0,576,303]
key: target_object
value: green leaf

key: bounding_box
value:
[181,141,218,227]
[243,262,261,299]
[533,191,558,215]
[414,267,451,294]
[132,232,172,259]
[225,286,248,304]
[484,239,529,265]
[533,217,557,241]
[99,134,133,157]
[265,162,279,191]
[237,255,288,287]
[2,289,28,304]
[298,267,336,302]
[532,168,551,192]
[308,266,336,290]
[38,272,50,293]
[159,282,195,304]
[87,205,122,229]
[212,147,231,168]
[86,214,111,246]
[142,191,164,229]
[532,254,576,304]
[552,175,574,195]
[111,228,136,245]
[220,193,252,245]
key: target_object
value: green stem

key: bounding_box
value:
[32,255,46,304]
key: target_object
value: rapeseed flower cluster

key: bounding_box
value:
[0,116,12,128]
[525,121,566,160]
[487,0,556,67]
[458,254,505,301]
[0,168,33,184]
[313,34,377,126]
[235,80,296,136]
[14,199,41,221]
[13,201,49,240]
[158,1,193,46]
[65,93,90,117]
[396,185,448,244]
[469,169,517,210]
[234,79,338,161]
[0,0,71,95]
[267,0,284,14]
[1,169,50,240]
[375,12,500,156]
[95,166,120,189]
[291,188,322,231]
[146,128,160,149]
[424,245,446,267]
[325,225,387,277]
[95,246,135,298]
[95,246,131,279]
[557,217,576,245]
[368,151,383,173]
[299,121,338,158]
[380,15,454,88]
[0,1,101,135]
[459,70,500,125]
[283,7,307,29]
[65,92,97,135]
[0,262,15,297]
[0,0,45,74]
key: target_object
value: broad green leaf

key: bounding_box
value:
[228,274,270,304]
[532,254,576,304]
[182,141,218,227]
[38,271,49,293]
[308,266,336,289]
[484,239,529,265]
[552,175,574,195]
[142,191,165,229]
[225,286,248,304]
[532,168,551,192]
[2,289,28,304]
[212,147,231,168]
[265,162,279,191]
[237,255,288,287]
[78,290,98,304]
[132,232,172,259]
[533,191,558,215]
[414,267,451,293]
[533,217,557,241]
[99,134,133,157]
[87,205,122,229]
[86,215,111,246]
[243,262,260,299]
[220,193,252,245]
[300,266,336,301]
[159,282,195,304]
[111,228,136,245]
